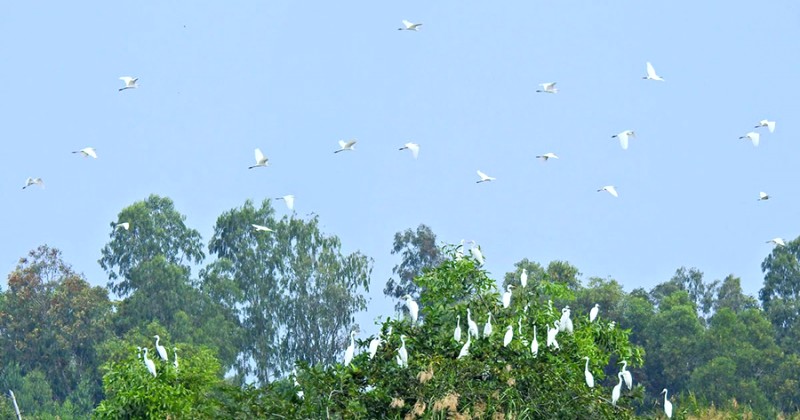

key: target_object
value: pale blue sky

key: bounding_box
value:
[2,1,799,337]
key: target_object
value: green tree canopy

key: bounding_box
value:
[384,224,444,312]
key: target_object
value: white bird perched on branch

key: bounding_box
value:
[589,304,599,322]
[154,335,168,362]
[559,307,573,333]
[453,315,462,343]
[458,333,471,359]
[483,313,493,338]
[502,285,514,308]
[535,82,558,93]
[72,147,97,159]
[611,130,636,150]
[661,389,673,418]
[531,326,539,357]
[466,308,479,338]
[368,334,383,360]
[503,324,514,347]
[398,20,422,31]
[119,76,138,91]
[399,142,420,159]
[142,348,157,377]
[470,241,484,265]
[546,322,560,349]
[249,148,269,169]
[343,331,356,366]
[396,335,408,367]
[520,269,528,287]
[583,357,595,388]
[402,295,419,324]
[612,372,623,406]
[643,62,664,81]
[620,360,633,389]
[334,140,357,153]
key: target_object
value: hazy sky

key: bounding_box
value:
[2,1,798,337]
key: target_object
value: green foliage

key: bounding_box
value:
[384,224,445,312]
[759,237,800,349]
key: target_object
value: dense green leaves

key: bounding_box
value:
[384,224,444,312]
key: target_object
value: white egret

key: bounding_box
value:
[758,191,769,201]
[173,347,179,370]
[517,317,523,335]
[398,20,422,31]
[502,285,514,308]
[116,222,130,231]
[520,269,528,287]
[531,326,539,357]
[597,185,619,198]
[275,195,295,210]
[119,76,138,91]
[142,348,157,377]
[402,294,419,324]
[535,152,559,161]
[739,131,760,147]
[547,323,560,349]
[620,360,633,389]
[559,307,574,333]
[22,177,44,189]
[643,62,664,81]
[503,325,514,347]
[334,140,357,153]
[343,331,356,366]
[583,357,595,388]
[154,335,168,362]
[755,119,776,133]
[252,224,274,232]
[399,142,420,159]
[368,335,382,360]
[470,241,484,265]
[476,170,496,183]
[589,304,599,322]
[397,335,408,367]
[454,315,462,342]
[612,372,623,406]
[767,237,786,247]
[72,147,97,159]
[536,82,558,93]
[661,389,673,418]
[611,130,636,150]
[483,313,493,338]
[249,148,269,169]
[458,333,471,359]
[466,308,479,338]
[455,239,466,261]
[292,369,304,400]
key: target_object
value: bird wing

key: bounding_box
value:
[768,121,776,133]
[254,148,265,163]
[285,195,295,210]
[750,132,760,146]
[345,140,356,148]
[402,20,413,28]
[646,62,657,78]
[619,133,629,150]
[408,143,419,158]
[84,148,97,158]
[477,170,488,180]
[607,186,618,197]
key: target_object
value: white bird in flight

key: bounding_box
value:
[643,62,664,81]
[755,119,776,133]
[535,82,558,93]
[276,195,295,211]
[335,140,357,153]
[248,148,269,169]
[611,130,636,150]
[22,177,44,190]
[343,331,356,366]
[739,131,760,147]
[72,147,97,159]
[399,142,420,159]
[398,20,422,31]
[252,224,273,232]
[116,222,130,231]
[119,76,138,91]
[597,185,618,198]
[536,153,559,161]
[758,191,770,201]
[767,237,786,247]
[476,170,496,183]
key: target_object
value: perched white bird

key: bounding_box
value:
[292,369,304,399]
[583,357,595,388]
[589,304,599,322]
[455,239,466,261]
[72,147,97,159]
[502,285,514,309]
[758,191,770,201]
[249,148,269,169]
[343,331,356,366]
[276,195,295,211]
[458,333,471,359]
[755,119,776,133]
[503,324,514,347]
[476,170,496,183]
[597,185,619,198]
[119,76,138,91]
[547,322,560,349]
[334,140,357,153]
[470,241,484,265]
[172,347,179,370]
[739,131,760,147]
[22,177,44,190]
[483,313,493,338]
[559,307,574,333]
[643,62,664,81]
[116,222,130,231]
[454,315,462,342]
[402,294,419,324]
[399,142,420,159]
[531,325,539,357]
[154,335,168,362]
[142,348,157,377]
[398,20,422,31]
[620,360,633,389]
[535,152,559,161]
[661,389,673,418]
[252,224,274,232]
[612,372,623,406]
[520,268,528,287]
[397,335,408,367]
[535,82,558,94]
[611,130,636,150]
[767,237,786,247]
[368,335,382,360]
[466,308,479,338]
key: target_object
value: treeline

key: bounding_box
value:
[0,195,797,418]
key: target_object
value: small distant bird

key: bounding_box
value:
[767,237,786,247]
[249,148,269,169]
[252,224,274,232]
[536,82,558,93]
[276,195,295,211]
[758,192,770,201]
[597,185,618,198]
[72,147,97,158]
[335,140,357,153]
[755,119,776,133]
[739,131,760,147]
[22,177,44,190]
[398,20,422,31]
[589,304,599,322]
[643,62,664,81]
[116,222,130,231]
[476,170,496,183]
[612,130,636,150]
[520,268,528,287]
[119,76,138,91]
[536,152,559,161]
[399,142,420,159]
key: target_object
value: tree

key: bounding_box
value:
[713,275,758,313]
[99,195,205,297]
[759,237,800,348]
[204,199,373,383]
[384,224,444,312]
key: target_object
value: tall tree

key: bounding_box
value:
[384,224,444,311]
[713,275,758,313]
[204,199,373,383]
[759,237,800,348]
